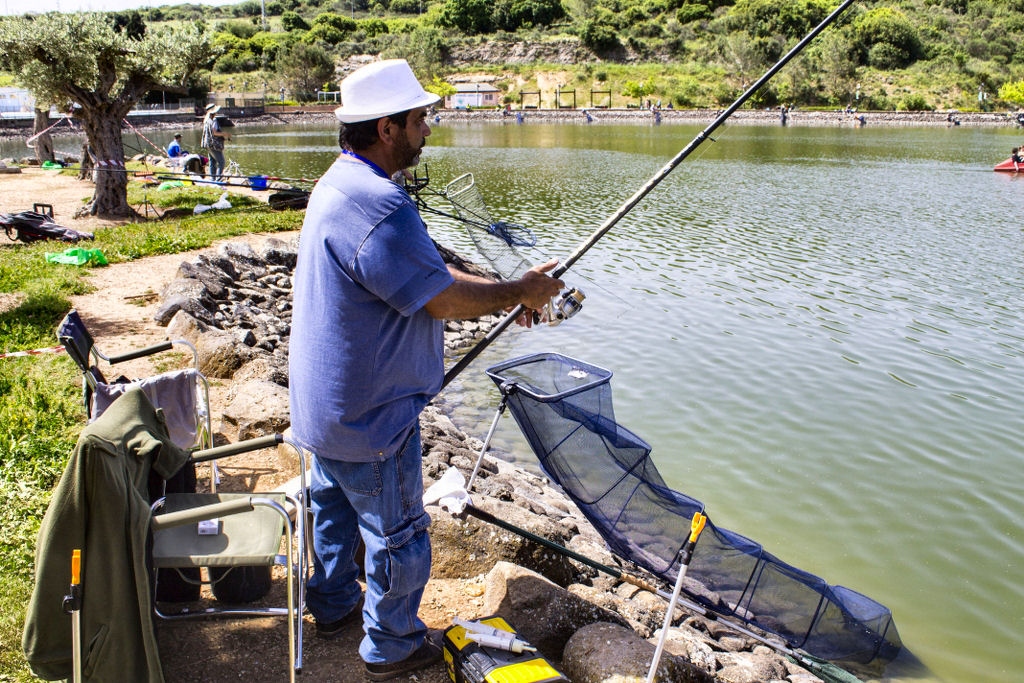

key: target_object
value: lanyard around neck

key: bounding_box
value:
[341,149,389,179]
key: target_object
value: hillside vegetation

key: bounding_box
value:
[11,0,1024,112]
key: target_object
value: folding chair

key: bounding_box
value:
[57,308,217,604]
[56,308,212,454]
[151,434,310,682]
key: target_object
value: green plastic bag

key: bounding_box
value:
[45,247,108,266]
[40,160,64,170]
[158,180,184,191]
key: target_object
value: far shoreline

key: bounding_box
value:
[1,105,1020,146]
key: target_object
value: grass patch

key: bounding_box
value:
[0,178,306,680]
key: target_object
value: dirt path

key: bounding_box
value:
[3,167,461,682]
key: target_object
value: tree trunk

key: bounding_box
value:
[78,143,94,181]
[32,108,55,165]
[79,105,133,218]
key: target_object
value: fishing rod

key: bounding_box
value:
[148,170,319,185]
[440,0,858,390]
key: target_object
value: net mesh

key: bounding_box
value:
[445,173,534,279]
[486,352,902,668]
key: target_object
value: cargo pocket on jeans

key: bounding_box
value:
[382,511,432,600]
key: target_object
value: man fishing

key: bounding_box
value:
[288,58,563,680]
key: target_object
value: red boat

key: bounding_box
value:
[994,157,1024,172]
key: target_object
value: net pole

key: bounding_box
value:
[646,513,706,683]
[441,0,857,390]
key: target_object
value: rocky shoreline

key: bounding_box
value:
[153,236,876,683]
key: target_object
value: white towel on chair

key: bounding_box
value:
[91,369,200,449]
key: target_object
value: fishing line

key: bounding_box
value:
[440,0,858,390]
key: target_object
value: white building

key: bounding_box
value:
[445,83,501,109]
[0,87,34,113]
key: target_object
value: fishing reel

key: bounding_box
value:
[543,287,586,326]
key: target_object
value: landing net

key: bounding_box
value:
[486,352,902,669]
[444,173,534,280]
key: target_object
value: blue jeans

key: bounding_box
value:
[207,148,225,181]
[306,427,432,664]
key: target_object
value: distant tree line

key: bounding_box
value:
[10,0,1024,111]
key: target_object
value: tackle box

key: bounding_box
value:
[442,615,569,683]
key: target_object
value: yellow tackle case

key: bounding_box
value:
[442,615,570,683]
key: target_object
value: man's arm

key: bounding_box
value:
[424,259,563,321]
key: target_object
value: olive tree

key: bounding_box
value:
[0,12,212,218]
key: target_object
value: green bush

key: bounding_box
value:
[677,3,711,23]
[670,75,702,107]
[281,10,309,31]
[580,10,619,53]
[854,7,921,68]
[492,0,566,32]
[899,93,931,111]
[312,12,358,32]
[360,18,389,37]
[390,0,422,13]
[304,23,347,45]
[868,42,911,70]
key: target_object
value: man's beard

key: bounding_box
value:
[395,133,423,169]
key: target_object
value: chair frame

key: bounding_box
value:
[150,434,309,682]
[57,308,214,479]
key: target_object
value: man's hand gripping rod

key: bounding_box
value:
[440,0,857,391]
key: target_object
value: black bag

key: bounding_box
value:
[148,462,202,602]
[268,188,310,210]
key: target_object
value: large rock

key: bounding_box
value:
[480,561,629,659]
[166,310,253,378]
[175,253,234,298]
[429,498,578,586]
[562,621,715,683]
[713,648,790,683]
[156,278,217,326]
[221,379,291,441]
[218,241,267,280]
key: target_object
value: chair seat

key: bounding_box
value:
[152,492,287,568]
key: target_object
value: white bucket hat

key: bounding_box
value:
[334,59,440,124]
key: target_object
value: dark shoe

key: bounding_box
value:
[364,630,443,681]
[315,596,364,640]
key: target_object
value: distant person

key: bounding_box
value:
[201,104,231,181]
[1012,147,1023,171]
[166,133,186,158]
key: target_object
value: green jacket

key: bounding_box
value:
[23,389,190,682]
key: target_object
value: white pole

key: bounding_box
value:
[646,513,706,683]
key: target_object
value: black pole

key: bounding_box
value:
[441,0,857,390]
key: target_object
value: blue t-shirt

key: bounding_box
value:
[289,155,454,462]
[167,140,184,157]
